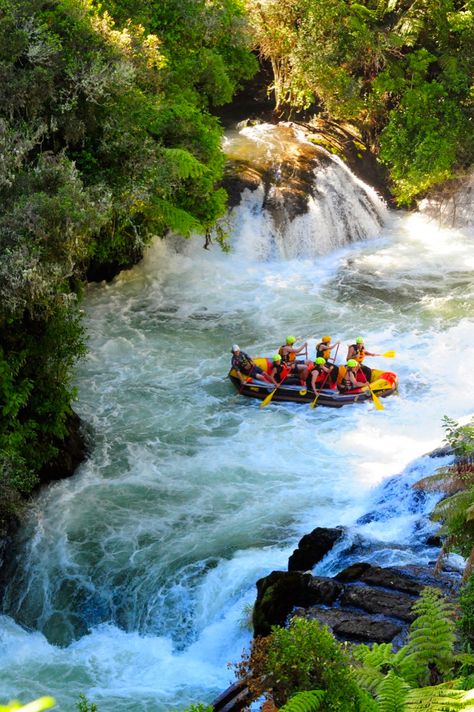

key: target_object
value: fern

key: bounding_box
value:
[278,690,326,712]
[146,197,203,237]
[375,670,410,712]
[396,588,456,684]
[404,682,474,710]
[162,148,207,180]
[353,643,395,694]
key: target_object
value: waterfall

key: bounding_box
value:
[223,123,388,260]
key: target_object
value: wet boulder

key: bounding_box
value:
[253,570,342,637]
[288,526,345,571]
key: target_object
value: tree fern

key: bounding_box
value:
[375,670,410,712]
[162,148,208,181]
[396,588,456,685]
[404,683,474,711]
[146,197,203,237]
[278,690,326,712]
[353,643,395,694]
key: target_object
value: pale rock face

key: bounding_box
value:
[418,172,474,229]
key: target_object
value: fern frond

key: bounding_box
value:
[375,670,410,712]
[404,682,470,710]
[354,642,395,669]
[431,491,473,521]
[279,690,326,712]
[396,588,456,683]
[163,147,207,180]
[146,197,203,237]
[414,469,467,495]
[354,665,385,695]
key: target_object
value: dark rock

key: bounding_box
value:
[334,562,372,582]
[253,570,342,637]
[38,412,88,485]
[288,526,345,571]
[426,534,442,547]
[297,607,403,644]
[340,585,417,622]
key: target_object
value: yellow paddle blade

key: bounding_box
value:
[369,385,385,411]
[260,387,277,408]
[310,395,319,409]
[383,350,396,358]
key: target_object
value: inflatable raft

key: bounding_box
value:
[228,358,398,408]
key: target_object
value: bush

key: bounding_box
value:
[236,616,363,710]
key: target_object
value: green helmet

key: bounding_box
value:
[286,335,296,345]
[315,357,326,365]
[347,359,358,367]
[273,354,282,362]
[356,336,364,343]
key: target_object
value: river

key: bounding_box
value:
[0,125,473,711]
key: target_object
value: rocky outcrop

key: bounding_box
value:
[38,412,88,484]
[222,125,333,218]
[253,570,343,637]
[288,526,345,571]
[0,412,88,583]
[254,562,460,643]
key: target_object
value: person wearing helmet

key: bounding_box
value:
[346,336,380,381]
[278,335,307,364]
[310,357,333,396]
[316,335,340,361]
[338,358,368,393]
[230,345,277,385]
[278,336,308,386]
[268,353,290,383]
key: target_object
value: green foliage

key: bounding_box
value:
[0,0,256,514]
[352,587,474,710]
[279,689,326,712]
[398,588,457,685]
[238,588,474,711]
[246,0,474,203]
[76,694,98,712]
[415,417,474,568]
[236,616,364,710]
[403,684,474,710]
[459,572,474,649]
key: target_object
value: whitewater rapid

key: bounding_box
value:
[0,145,473,710]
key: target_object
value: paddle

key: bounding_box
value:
[382,350,396,358]
[260,367,290,408]
[365,383,384,411]
[311,343,339,409]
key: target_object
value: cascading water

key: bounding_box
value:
[0,123,473,711]
[224,123,387,259]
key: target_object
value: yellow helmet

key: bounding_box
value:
[286,336,296,345]
[322,336,331,343]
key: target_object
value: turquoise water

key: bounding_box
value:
[0,132,473,710]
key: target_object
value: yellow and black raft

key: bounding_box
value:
[228,357,398,409]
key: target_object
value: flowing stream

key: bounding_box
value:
[0,125,473,711]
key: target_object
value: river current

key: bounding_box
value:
[0,126,473,711]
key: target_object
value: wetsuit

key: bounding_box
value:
[231,351,264,379]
